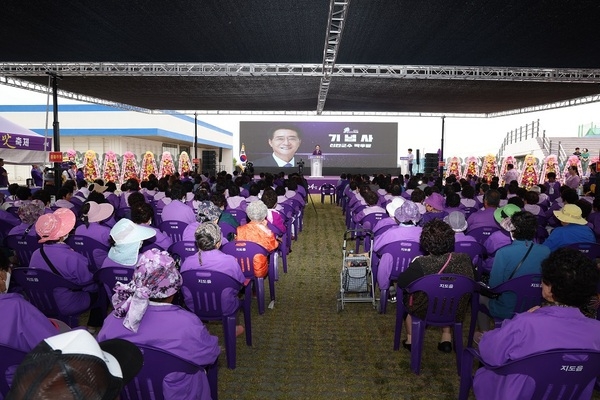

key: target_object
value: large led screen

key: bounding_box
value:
[239,121,398,169]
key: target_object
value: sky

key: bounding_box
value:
[0,84,598,159]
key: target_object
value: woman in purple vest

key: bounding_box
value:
[473,247,600,399]
[98,249,220,400]
[30,208,103,331]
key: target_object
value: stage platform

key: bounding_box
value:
[305,176,339,194]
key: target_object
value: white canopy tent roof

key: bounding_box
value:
[0,115,51,165]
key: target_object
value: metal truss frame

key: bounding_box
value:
[2,62,600,83]
[1,63,600,117]
[317,0,351,115]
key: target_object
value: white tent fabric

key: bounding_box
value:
[0,115,51,164]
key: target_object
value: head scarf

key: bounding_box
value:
[112,249,182,332]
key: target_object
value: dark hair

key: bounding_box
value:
[8,183,19,196]
[363,190,379,206]
[411,188,425,203]
[210,193,227,208]
[547,172,556,179]
[507,196,525,208]
[420,219,455,255]
[524,191,539,205]
[445,192,460,208]
[131,203,154,224]
[461,185,475,199]
[125,178,140,191]
[261,188,278,209]
[510,211,537,240]
[87,191,107,204]
[16,186,32,201]
[576,199,592,219]
[56,186,71,200]
[127,191,146,208]
[79,202,91,228]
[32,189,51,206]
[561,188,579,204]
[169,183,185,200]
[483,189,500,207]
[541,247,599,309]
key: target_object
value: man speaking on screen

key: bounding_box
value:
[255,126,302,167]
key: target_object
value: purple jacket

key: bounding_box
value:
[181,249,246,315]
[0,293,58,352]
[162,200,196,225]
[474,306,600,400]
[29,242,97,315]
[98,304,220,400]
[466,207,497,233]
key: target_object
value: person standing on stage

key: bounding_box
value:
[312,145,322,156]
[407,148,415,177]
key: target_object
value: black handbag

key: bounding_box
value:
[478,244,534,299]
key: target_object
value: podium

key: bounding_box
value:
[309,155,323,177]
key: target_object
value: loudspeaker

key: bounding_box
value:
[416,149,420,165]
[202,150,217,174]
[424,153,438,174]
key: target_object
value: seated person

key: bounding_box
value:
[397,219,474,353]
[98,249,220,400]
[473,248,600,400]
[261,188,287,235]
[30,208,103,331]
[101,218,156,268]
[161,183,196,224]
[211,192,239,230]
[420,192,448,226]
[373,200,422,252]
[352,190,386,224]
[182,201,225,243]
[543,204,596,251]
[8,329,142,400]
[74,201,115,267]
[466,189,501,233]
[8,200,45,238]
[0,251,61,353]
[477,211,551,332]
[481,204,519,274]
[235,200,279,278]
[181,222,246,336]
[54,186,75,209]
[130,202,173,251]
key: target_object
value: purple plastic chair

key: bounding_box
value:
[356,213,387,252]
[120,344,218,400]
[459,348,600,400]
[66,235,110,272]
[218,222,237,241]
[221,241,271,315]
[393,274,478,375]
[0,344,27,397]
[567,242,600,261]
[228,209,248,226]
[169,241,198,264]
[181,270,252,369]
[453,241,485,279]
[374,240,423,314]
[320,183,336,204]
[11,267,97,327]
[466,226,500,244]
[5,235,41,268]
[478,274,543,328]
[158,220,187,243]
[94,266,134,300]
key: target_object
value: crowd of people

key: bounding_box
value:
[1,165,600,398]
[341,170,600,397]
[0,168,308,399]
